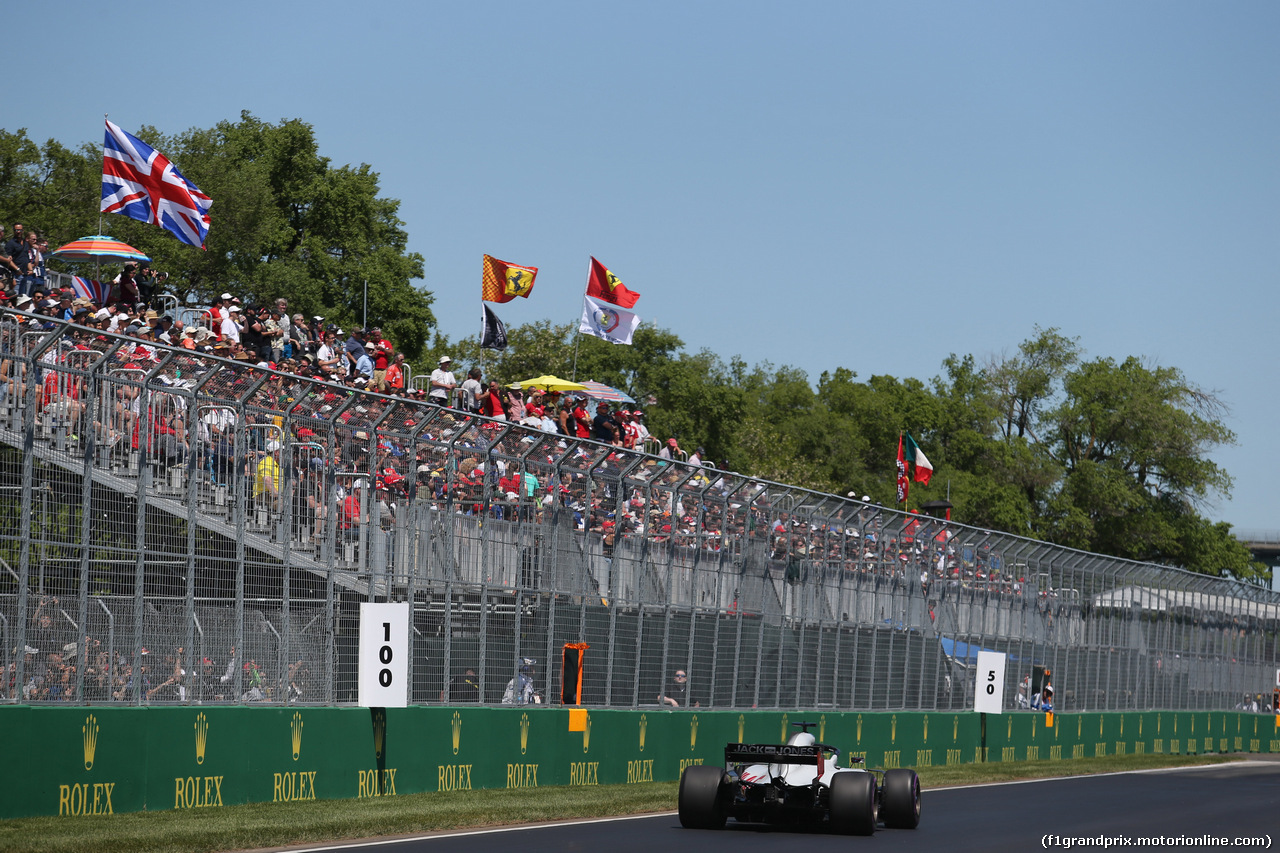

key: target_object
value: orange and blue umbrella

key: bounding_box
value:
[50,235,150,264]
[576,380,635,403]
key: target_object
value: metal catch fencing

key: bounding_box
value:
[0,310,1277,712]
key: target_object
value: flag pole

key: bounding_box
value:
[572,260,587,381]
[96,113,107,281]
[479,303,487,390]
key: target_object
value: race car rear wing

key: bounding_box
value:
[724,743,840,765]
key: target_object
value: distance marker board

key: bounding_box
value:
[359,602,409,707]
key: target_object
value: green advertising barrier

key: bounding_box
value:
[2,705,1276,819]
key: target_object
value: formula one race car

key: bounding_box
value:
[678,722,921,835]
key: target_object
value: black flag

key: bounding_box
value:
[481,304,508,351]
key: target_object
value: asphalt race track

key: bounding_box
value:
[283,761,1280,853]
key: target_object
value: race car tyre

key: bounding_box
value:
[678,765,727,829]
[881,768,921,829]
[828,771,877,835]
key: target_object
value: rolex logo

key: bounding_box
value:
[780,714,789,742]
[451,711,462,755]
[1007,716,1012,739]
[195,712,209,765]
[583,713,591,754]
[856,715,863,742]
[891,715,898,744]
[737,714,745,743]
[1100,716,1105,737]
[1120,716,1124,737]
[1158,714,1162,734]
[638,714,647,752]
[373,709,386,759]
[819,715,826,742]
[690,715,698,751]
[922,715,928,743]
[520,713,530,755]
[291,712,304,761]
[1078,716,1083,737]
[83,714,99,771]
[953,716,959,740]
[1139,716,1143,738]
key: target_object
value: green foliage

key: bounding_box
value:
[0,115,433,359]
[0,120,1259,580]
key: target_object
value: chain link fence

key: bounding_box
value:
[1,309,1277,712]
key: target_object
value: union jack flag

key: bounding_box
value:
[71,276,111,305]
[101,120,212,249]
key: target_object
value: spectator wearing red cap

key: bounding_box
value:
[632,410,651,446]
[571,398,591,439]
[659,437,682,460]
[592,403,620,444]
[617,410,640,449]
[369,327,392,391]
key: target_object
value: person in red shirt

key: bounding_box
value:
[618,410,640,450]
[571,398,591,438]
[478,381,508,420]
[385,352,405,393]
[370,329,393,392]
[42,365,84,428]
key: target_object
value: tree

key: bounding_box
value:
[986,326,1081,442]
[1041,355,1253,574]
[0,115,435,359]
[0,129,102,246]
[2,124,1258,578]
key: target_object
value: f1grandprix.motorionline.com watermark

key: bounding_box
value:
[1043,835,1271,849]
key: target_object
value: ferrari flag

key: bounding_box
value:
[580,294,640,345]
[904,433,934,485]
[482,254,538,303]
[101,120,212,249]
[586,257,640,308]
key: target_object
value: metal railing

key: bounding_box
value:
[0,309,1277,713]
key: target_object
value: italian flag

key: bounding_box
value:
[904,433,934,485]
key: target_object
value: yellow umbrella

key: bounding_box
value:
[511,375,588,392]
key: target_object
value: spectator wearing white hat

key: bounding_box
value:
[429,356,457,406]
[208,293,230,329]
[220,305,242,344]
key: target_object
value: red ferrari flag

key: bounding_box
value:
[585,257,640,308]
[895,434,910,503]
[482,254,538,303]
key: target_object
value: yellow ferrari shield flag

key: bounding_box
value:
[482,254,539,303]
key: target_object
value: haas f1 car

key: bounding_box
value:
[678,722,921,835]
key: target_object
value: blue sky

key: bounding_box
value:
[12,1,1280,532]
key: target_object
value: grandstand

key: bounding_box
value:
[2,306,1278,712]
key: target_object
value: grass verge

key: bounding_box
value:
[0,753,1242,853]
